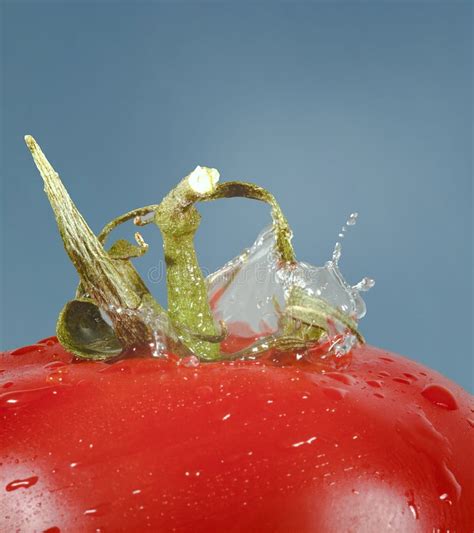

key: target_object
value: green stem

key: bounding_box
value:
[154,167,221,360]
[162,227,220,359]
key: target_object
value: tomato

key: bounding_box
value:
[1,337,473,532]
[12,136,472,531]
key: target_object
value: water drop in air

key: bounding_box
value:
[352,277,375,292]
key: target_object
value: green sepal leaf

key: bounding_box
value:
[57,298,123,360]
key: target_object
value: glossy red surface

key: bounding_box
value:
[1,338,473,532]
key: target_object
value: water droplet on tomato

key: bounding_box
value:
[0,387,57,408]
[467,419,474,428]
[10,345,45,356]
[195,385,213,399]
[421,384,458,410]
[322,387,347,400]
[402,373,418,382]
[396,410,461,503]
[366,380,383,388]
[373,392,385,399]
[37,336,58,346]
[290,436,318,448]
[42,527,61,533]
[43,361,67,370]
[324,372,355,386]
[442,463,461,502]
[439,492,452,504]
[393,377,411,385]
[180,355,200,368]
[83,503,109,517]
[2,382,13,389]
[379,356,394,363]
[5,476,38,491]
[405,489,419,519]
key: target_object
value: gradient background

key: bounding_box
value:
[1,1,472,391]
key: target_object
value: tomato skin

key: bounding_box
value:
[1,339,473,533]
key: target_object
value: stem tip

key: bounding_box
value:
[188,166,220,194]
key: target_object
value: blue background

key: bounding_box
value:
[1,2,472,391]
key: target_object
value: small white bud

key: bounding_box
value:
[188,165,220,194]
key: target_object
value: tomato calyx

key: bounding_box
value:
[25,135,364,363]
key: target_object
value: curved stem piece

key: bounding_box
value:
[204,182,295,263]
[98,205,159,246]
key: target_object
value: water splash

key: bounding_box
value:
[332,213,374,299]
[207,219,374,359]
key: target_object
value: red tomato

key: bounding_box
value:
[1,338,473,532]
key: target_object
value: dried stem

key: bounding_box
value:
[24,135,161,356]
